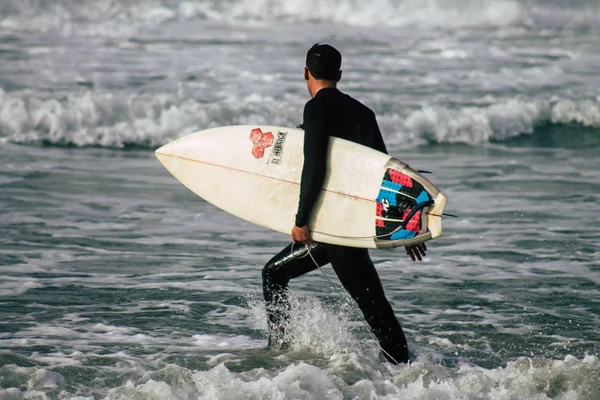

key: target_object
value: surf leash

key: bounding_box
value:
[289,242,401,365]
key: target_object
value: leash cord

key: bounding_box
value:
[290,242,399,364]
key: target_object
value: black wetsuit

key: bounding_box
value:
[262,87,409,364]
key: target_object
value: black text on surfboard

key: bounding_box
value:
[268,131,288,165]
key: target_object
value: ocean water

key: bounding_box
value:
[1,1,599,399]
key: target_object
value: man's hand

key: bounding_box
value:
[405,243,427,262]
[291,225,312,244]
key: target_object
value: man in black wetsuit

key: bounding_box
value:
[262,43,427,364]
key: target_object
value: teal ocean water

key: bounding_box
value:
[1,1,599,398]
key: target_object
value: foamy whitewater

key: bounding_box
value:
[1,1,599,399]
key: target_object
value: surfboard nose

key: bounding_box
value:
[155,141,178,173]
[156,139,174,155]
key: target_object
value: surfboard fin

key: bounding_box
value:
[426,212,458,218]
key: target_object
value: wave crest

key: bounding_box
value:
[398,98,600,145]
[1,90,598,149]
[0,89,302,148]
[1,0,599,35]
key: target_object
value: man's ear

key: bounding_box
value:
[336,70,342,82]
[304,67,309,81]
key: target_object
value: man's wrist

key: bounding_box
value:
[295,215,307,227]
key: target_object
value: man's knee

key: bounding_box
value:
[262,256,287,288]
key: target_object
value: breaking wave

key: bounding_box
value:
[1,89,598,149]
[0,89,303,149]
[1,354,598,399]
[398,97,600,145]
[1,0,599,36]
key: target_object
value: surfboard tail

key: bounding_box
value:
[427,193,446,239]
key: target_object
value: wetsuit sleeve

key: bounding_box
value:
[369,110,388,155]
[295,101,329,227]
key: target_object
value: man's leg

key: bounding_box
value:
[326,244,409,363]
[262,243,329,346]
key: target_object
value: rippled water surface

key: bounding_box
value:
[1,1,599,399]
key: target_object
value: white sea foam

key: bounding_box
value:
[1,258,599,398]
[2,354,597,399]
[397,98,600,145]
[0,278,42,297]
[1,89,597,148]
[0,89,303,149]
[1,0,598,35]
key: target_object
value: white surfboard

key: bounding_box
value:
[155,125,446,249]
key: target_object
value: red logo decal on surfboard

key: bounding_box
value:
[250,128,274,159]
[402,208,422,232]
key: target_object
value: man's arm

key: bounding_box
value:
[294,101,329,229]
